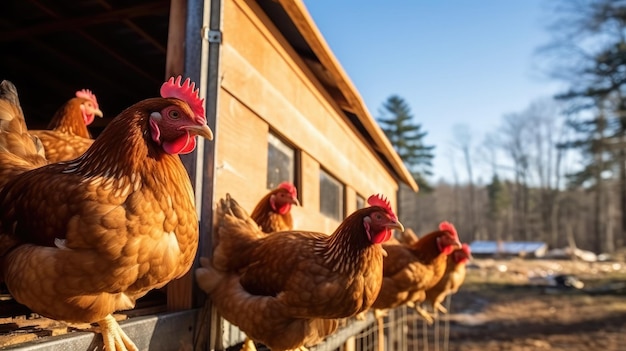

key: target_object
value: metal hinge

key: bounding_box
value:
[202,27,222,43]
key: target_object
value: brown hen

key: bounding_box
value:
[242,182,299,350]
[424,243,471,315]
[370,221,462,324]
[30,88,103,162]
[210,183,300,275]
[0,76,212,351]
[197,193,403,350]
[251,181,299,233]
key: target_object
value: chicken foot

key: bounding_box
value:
[97,314,138,351]
[413,305,435,325]
[434,302,447,314]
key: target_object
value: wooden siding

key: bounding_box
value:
[213,0,400,233]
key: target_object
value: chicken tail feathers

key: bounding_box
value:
[0,80,48,191]
[212,194,264,272]
[221,193,259,229]
[0,81,22,112]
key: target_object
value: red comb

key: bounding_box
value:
[278,181,297,198]
[75,89,98,108]
[160,76,206,123]
[439,221,458,239]
[367,194,397,220]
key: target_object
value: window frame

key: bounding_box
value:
[266,131,300,195]
[319,169,345,221]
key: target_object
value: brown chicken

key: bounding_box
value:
[0,80,47,190]
[30,88,103,162]
[241,182,299,350]
[424,243,472,315]
[210,185,300,275]
[370,221,462,324]
[251,181,299,233]
[197,193,403,350]
[0,76,213,351]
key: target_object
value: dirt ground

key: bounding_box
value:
[437,256,626,351]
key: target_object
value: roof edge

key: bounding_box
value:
[276,0,419,192]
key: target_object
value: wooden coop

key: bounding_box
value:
[0,0,419,350]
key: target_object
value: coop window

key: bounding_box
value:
[320,170,344,221]
[267,133,295,190]
[356,194,365,210]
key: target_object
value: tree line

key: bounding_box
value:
[378,0,626,254]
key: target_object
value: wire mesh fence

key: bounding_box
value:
[218,297,457,351]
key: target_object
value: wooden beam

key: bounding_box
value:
[166,0,192,313]
[0,1,169,42]
[26,0,161,84]
[165,0,187,78]
[95,0,167,54]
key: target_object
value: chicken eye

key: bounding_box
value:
[168,109,181,119]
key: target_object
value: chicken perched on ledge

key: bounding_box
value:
[369,222,462,324]
[0,76,213,351]
[239,182,299,350]
[30,89,103,162]
[197,193,403,350]
[251,181,299,234]
[424,243,472,315]
[210,184,300,274]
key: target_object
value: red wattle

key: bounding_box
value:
[163,133,197,154]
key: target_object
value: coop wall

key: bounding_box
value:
[213,0,399,234]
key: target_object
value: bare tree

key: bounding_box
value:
[539,0,626,252]
[524,99,568,246]
[452,124,477,238]
[497,112,533,240]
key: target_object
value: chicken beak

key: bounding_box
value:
[453,239,463,250]
[291,197,300,206]
[93,108,104,118]
[386,220,405,233]
[184,124,214,140]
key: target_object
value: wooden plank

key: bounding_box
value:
[165,0,187,78]
[0,2,170,42]
[219,44,398,203]
[165,0,194,313]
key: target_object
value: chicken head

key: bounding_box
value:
[75,89,103,125]
[270,181,300,215]
[149,76,213,154]
[364,194,404,244]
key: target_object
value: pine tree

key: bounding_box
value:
[377,95,435,190]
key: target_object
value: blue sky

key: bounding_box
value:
[302,0,565,184]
